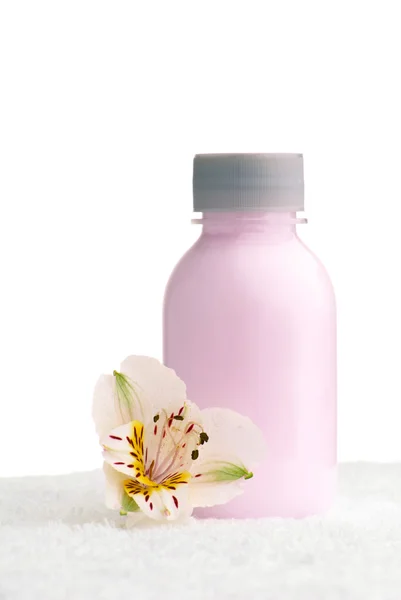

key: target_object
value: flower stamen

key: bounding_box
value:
[199,432,209,444]
[148,459,155,479]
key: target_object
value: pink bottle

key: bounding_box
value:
[163,154,336,518]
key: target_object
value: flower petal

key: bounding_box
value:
[189,479,244,508]
[145,402,203,482]
[113,370,146,424]
[121,489,140,514]
[195,407,266,470]
[93,356,188,440]
[103,462,126,510]
[102,421,146,479]
[189,407,266,508]
[119,356,188,421]
[93,375,124,439]
[124,473,192,522]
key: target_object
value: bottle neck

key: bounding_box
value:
[193,211,306,239]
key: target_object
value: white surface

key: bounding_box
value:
[1,1,401,475]
[1,463,401,599]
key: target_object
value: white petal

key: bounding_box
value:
[189,407,266,509]
[104,463,144,521]
[130,481,192,522]
[119,356,188,421]
[102,421,146,479]
[196,407,266,470]
[103,462,126,510]
[93,356,188,440]
[113,370,146,424]
[145,402,203,482]
[92,375,124,439]
[189,480,244,508]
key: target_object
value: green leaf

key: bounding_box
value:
[121,490,140,513]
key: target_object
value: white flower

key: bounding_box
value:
[93,356,266,522]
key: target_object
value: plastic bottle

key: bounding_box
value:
[163,153,336,518]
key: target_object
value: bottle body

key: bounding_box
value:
[163,212,336,518]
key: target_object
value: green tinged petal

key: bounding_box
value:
[113,370,143,422]
[199,462,253,482]
[121,490,140,513]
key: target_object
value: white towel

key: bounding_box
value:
[1,463,401,599]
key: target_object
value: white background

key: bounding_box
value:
[0,1,400,476]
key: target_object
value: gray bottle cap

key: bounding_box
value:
[193,153,304,212]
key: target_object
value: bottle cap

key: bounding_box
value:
[193,153,304,212]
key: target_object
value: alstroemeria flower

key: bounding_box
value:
[93,356,265,522]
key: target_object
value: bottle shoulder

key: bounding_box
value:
[169,234,330,274]
[295,237,335,289]
[164,237,203,295]
[165,234,335,304]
